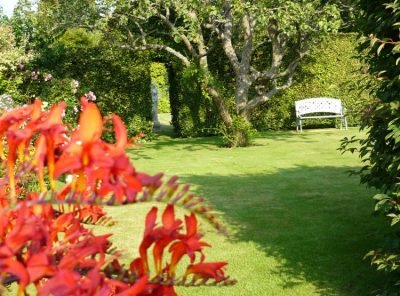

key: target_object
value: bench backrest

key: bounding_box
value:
[295,98,343,117]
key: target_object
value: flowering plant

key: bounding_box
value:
[0,97,234,295]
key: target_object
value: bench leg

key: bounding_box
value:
[298,118,303,132]
[344,116,348,130]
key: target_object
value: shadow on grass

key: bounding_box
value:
[142,114,353,154]
[133,130,328,155]
[255,128,351,143]
[129,136,223,157]
[181,165,386,295]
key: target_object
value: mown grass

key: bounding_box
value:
[95,126,387,296]
[5,125,387,295]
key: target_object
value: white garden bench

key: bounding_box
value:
[295,98,348,132]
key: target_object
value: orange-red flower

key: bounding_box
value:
[139,205,182,274]
[185,262,228,282]
[168,213,210,277]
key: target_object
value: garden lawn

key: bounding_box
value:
[95,128,385,295]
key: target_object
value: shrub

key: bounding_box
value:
[339,1,400,293]
[0,97,235,295]
[0,25,32,100]
[220,116,256,148]
[23,28,153,139]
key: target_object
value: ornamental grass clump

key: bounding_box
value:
[0,97,235,295]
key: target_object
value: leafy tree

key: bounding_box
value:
[0,24,32,99]
[97,0,340,146]
[11,0,36,47]
[0,6,9,25]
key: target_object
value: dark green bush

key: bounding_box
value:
[168,64,220,137]
[339,1,400,293]
[251,33,372,130]
[20,28,153,137]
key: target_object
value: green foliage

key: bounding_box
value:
[0,25,32,99]
[87,50,153,139]
[11,0,36,46]
[37,77,80,126]
[220,116,256,148]
[251,33,371,130]
[168,65,220,137]
[22,26,153,137]
[150,62,170,113]
[150,62,171,113]
[340,1,400,293]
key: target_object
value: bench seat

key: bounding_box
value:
[295,98,348,132]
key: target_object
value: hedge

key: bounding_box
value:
[168,64,220,137]
[20,28,153,137]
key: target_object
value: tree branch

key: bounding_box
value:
[127,43,191,67]
[157,10,198,59]
[244,76,295,112]
[218,4,240,74]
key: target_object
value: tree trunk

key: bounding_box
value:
[203,79,251,147]
[204,82,233,128]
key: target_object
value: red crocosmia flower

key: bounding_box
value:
[53,100,108,188]
[114,275,148,296]
[0,104,33,159]
[58,235,109,270]
[139,207,158,273]
[37,270,81,296]
[129,258,145,278]
[185,262,228,282]
[17,99,43,149]
[137,283,177,296]
[93,154,142,203]
[51,213,75,241]
[168,214,210,277]
[26,252,54,282]
[5,206,42,253]
[55,99,143,203]
[109,114,128,155]
[35,102,67,188]
[2,100,41,154]
[2,100,43,194]
[77,100,103,145]
[139,205,182,275]
[33,135,48,192]
[0,258,30,294]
